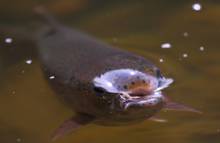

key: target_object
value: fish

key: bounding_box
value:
[34,7,201,140]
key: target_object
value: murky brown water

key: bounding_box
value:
[0,0,220,143]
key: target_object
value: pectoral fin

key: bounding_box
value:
[51,113,95,141]
[163,101,202,114]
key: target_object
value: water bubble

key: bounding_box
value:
[183,32,189,37]
[25,59,32,65]
[112,38,118,43]
[5,37,13,43]
[10,90,16,96]
[199,46,204,51]
[21,70,25,74]
[161,43,172,49]
[159,58,164,63]
[182,53,188,58]
[12,90,16,95]
[49,75,55,79]
[16,138,21,142]
[192,3,202,11]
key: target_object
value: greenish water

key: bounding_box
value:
[0,0,220,143]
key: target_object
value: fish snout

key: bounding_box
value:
[122,93,165,110]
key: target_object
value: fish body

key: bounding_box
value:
[35,8,200,140]
[37,21,162,121]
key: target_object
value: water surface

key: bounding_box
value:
[0,0,220,143]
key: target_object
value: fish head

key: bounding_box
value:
[93,69,173,116]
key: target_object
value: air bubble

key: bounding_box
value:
[161,43,172,49]
[25,59,32,64]
[199,46,204,51]
[5,37,13,43]
[192,3,202,11]
[49,76,55,79]
[182,53,188,58]
[159,58,164,63]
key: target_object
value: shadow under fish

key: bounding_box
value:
[34,7,202,140]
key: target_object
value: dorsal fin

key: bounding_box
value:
[34,6,61,30]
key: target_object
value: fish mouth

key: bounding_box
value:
[118,92,164,109]
[93,69,173,109]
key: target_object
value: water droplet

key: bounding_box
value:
[182,53,188,58]
[5,38,13,43]
[49,76,55,79]
[21,70,25,74]
[183,32,189,37]
[159,58,164,63]
[161,43,172,49]
[12,91,16,95]
[199,46,204,51]
[16,138,21,142]
[192,3,202,11]
[25,59,32,64]
[112,38,118,43]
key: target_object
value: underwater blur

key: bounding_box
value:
[0,0,220,143]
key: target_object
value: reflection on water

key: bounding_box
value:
[0,0,220,143]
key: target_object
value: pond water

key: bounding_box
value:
[0,0,220,143]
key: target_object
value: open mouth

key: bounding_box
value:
[93,69,173,109]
